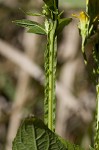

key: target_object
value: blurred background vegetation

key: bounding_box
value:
[0,0,96,150]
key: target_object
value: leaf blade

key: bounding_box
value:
[57,18,72,34]
[13,19,47,35]
[12,117,84,150]
[26,12,43,16]
[27,26,46,35]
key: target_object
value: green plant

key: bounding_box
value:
[12,0,99,149]
[74,0,99,149]
[12,0,82,149]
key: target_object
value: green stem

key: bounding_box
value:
[48,21,57,131]
[44,0,58,132]
[81,38,87,65]
[94,81,99,150]
[96,83,99,129]
[44,20,57,131]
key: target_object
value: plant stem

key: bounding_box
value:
[44,0,58,131]
[48,21,57,131]
[96,83,99,130]
[81,38,87,65]
[94,81,99,149]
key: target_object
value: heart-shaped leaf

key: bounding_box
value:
[57,18,72,34]
[13,19,47,35]
[12,117,84,150]
[12,117,66,150]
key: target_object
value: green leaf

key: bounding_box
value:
[12,117,83,150]
[13,19,47,35]
[59,136,84,150]
[57,18,72,34]
[26,11,43,16]
[43,0,58,11]
[12,117,66,150]
[27,26,46,35]
[43,0,58,8]
[43,0,54,7]
[19,8,43,17]
[87,0,99,22]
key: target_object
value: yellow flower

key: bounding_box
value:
[79,11,88,23]
[72,11,89,38]
[72,11,88,23]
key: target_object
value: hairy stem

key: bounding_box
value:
[94,82,99,149]
[44,20,57,131]
[48,21,57,131]
[44,0,58,132]
[96,83,99,129]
